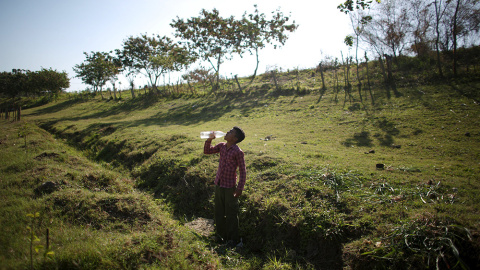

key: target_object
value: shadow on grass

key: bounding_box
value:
[375,117,400,146]
[449,81,480,103]
[28,98,90,115]
[342,131,374,148]
[37,92,270,131]
[132,157,215,219]
[341,117,401,148]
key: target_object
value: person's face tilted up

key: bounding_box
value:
[224,128,239,144]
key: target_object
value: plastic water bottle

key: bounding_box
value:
[200,131,226,139]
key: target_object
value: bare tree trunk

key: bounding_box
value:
[234,75,243,92]
[355,34,362,102]
[271,70,279,91]
[377,55,391,99]
[378,55,388,85]
[250,48,260,83]
[341,52,353,105]
[365,52,374,105]
[213,53,222,92]
[186,80,195,95]
[318,63,326,90]
[130,81,135,99]
[355,60,362,103]
[452,0,461,78]
[434,0,445,77]
[112,84,117,100]
[334,62,339,103]
[384,54,395,88]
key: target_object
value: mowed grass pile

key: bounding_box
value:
[2,69,480,268]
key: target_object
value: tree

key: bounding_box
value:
[115,49,137,98]
[171,9,242,91]
[0,70,29,98]
[338,0,382,14]
[0,69,69,99]
[448,0,480,76]
[73,51,118,97]
[119,34,193,94]
[366,0,410,58]
[239,5,298,82]
[30,68,70,98]
[347,12,372,102]
[408,0,435,57]
[433,0,451,77]
[107,53,122,100]
[183,67,216,93]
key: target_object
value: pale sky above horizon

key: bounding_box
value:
[0,0,352,92]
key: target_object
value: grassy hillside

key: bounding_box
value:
[2,66,480,269]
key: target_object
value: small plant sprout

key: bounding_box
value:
[26,212,54,269]
[18,121,32,149]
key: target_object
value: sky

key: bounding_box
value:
[0,0,353,92]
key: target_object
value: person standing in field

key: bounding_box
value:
[204,126,246,247]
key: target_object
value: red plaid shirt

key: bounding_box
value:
[204,141,246,190]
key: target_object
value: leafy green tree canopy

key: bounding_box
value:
[0,71,28,98]
[0,69,69,99]
[118,34,194,92]
[240,5,298,81]
[172,6,298,87]
[73,51,118,94]
[338,0,381,13]
[171,9,242,89]
[30,68,70,97]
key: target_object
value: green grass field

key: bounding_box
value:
[1,67,480,269]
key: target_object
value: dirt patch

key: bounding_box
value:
[99,125,116,135]
[185,217,214,237]
[35,152,60,160]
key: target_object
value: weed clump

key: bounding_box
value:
[361,215,477,269]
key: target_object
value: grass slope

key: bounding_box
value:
[2,70,480,269]
[0,121,221,269]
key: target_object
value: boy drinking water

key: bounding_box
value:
[203,126,246,246]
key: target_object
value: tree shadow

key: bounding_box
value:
[38,93,271,131]
[316,88,327,103]
[28,98,90,116]
[449,82,480,103]
[342,131,374,147]
[374,133,395,146]
[375,117,400,146]
[341,117,401,148]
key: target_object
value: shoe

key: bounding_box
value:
[236,238,243,248]
[226,238,243,249]
[226,240,236,248]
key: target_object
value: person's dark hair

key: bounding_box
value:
[233,126,245,143]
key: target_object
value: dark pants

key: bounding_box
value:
[214,185,239,243]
